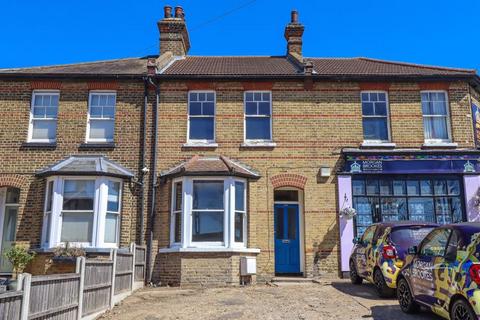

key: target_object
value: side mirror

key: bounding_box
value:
[353,237,363,245]
[407,246,418,255]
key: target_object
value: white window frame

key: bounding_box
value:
[232,180,247,248]
[86,91,116,143]
[169,176,247,249]
[28,90,60,143]
[41,176,122,249]
[187,90,216,144]
[244,91,273,143]
[360,91,391,144]
[421,90,452,144]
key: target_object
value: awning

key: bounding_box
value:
[36,155,134,179]
[160,155,260,179]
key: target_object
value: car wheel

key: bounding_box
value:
[373,268,395,298]
[397,278,419,314]
[450,298,476,320]
[349,260,363,285]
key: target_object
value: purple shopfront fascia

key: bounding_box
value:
[338,153,480,272]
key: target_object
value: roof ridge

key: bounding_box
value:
[357,57,476,73]
[0,56,144,71]
[185,55,287,58]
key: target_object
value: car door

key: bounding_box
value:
[410,228,451,306]
[355,225,376,277]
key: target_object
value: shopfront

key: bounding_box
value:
[337,149,480,274]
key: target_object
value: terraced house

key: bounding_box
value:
[0,6,480,285]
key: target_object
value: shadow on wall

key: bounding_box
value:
[312,220,338,276]
[16,177,44,247]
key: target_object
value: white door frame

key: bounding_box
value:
[0,188,7,274]
[274,187,305,275]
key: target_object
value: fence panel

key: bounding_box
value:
[114,253,133,294]
[0,290,22,320]
[134,246,146,282]
[29,274,80,320]
[82,260,113,317]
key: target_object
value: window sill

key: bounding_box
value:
[182,142,218,148]
[158,247,261,254]
[241,141,276,148]
[422,142,458,149]
[360,142,396,148]
[79,142,115,150]
[35,247,114,254]
[21,142,57,149]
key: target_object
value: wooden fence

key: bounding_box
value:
[0,243,146,320]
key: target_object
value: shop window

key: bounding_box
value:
[352,176,465,236]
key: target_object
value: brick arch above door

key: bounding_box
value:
[270,173,307,190]
[0,174,29,189]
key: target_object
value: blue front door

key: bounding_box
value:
[274,204,300,274]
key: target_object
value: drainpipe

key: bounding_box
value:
[139,77,149,245]
[146,77,159,283]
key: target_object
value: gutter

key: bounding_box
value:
[146,77,159,283]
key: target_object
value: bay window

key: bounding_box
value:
[42,176,122,249]
[170,177,247,248]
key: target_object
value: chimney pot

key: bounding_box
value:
[291,10,298,23]
[164,6,172,18]
[174,6,184,19]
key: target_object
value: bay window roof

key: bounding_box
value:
[36,155,134,179]
[160,155,260,179]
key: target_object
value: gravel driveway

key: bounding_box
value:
[100,279,442,320]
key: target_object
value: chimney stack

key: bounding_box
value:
[284,10,304,59]
[158,5,190,57]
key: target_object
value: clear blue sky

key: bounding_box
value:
[1,0,479,71]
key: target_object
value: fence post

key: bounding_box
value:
[130,243,135,292]
[110,249,117,309]
[20,273,31,320]
[76,257,86,320]
[17,273,24,292]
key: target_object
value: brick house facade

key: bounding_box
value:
[0,6,480,284]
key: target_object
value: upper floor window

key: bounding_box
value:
[87,91,116,143]
[421,91,451,143]
[188,91,215,143]
[361,92,390,142]
[244,91,272,142]
[42,176,122,249]
[28,91,59,143]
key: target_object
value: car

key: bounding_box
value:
[349,221,437,297]
[397,223,480,320]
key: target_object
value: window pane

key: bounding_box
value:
[34,95,43,106]
[33,106,46,118]
[406,181,419,195]
[362,102,374,116]
[420,180,433,195]
[245,117,271,140]
[275,207,284,239]
[381,198,407,221]
[352,180,365,196]
[235,182,245,211]
[89,119,114,140]
[245,102,257,115]
[189,118,214,140]
[63,180,95,211]
[102,107,115,118]
[174,211,182,243]
[45,107,58,118]
[434,180,447,195]
[32,120,56,140]
[393,180,405,195]
[202,102,215,116]
[106,95,115,107]
[189,92,198,102]
[46,181,53,211]
[433,101,447,115]
[451,197,463,223]
[379,180,392,195]
[420,229,450,257]
[287,207,297,239]
[245,93,253,101]
[198,93,205,101]
[192,181,224,210]
[107,181,120,212]
[262,92,270,101]
[258,102,270,116]
[90,106,102,118]
[447,180,460,196]
[363,118,388,141]
[189,102,202,115]
[104,213,118,243]
[192,211,223,242]
[206,92,214,101]
[274,190,299,202]
[235,212,243,242]
[435,197,451,224]
[254,92,261,101]
[91,95,99,106]
[374,102,387,116]
[366,179,378,195]
[61,212,93,242]
[174,182,182,211]
[408,198,434,222]
[3,207,18,242]
[6,188,20,204]
[378,93,386,101]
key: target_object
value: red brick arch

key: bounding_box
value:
[270,173,307,190]
[0,174,29,189]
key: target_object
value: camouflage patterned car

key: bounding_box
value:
[397,223,480,320]
[349,221,437,297]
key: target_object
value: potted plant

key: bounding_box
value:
[52,242,85,263]
[4,245,35,290]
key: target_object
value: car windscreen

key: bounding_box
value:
[390,227,435,249]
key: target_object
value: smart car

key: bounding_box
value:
[397,223,480,320]
[349,221,437,297]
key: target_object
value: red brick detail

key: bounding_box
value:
[270,173,307,190]
[87,81,118,90]
[242,82,274,91]
[359,82,391,91]
[186,81,215,90]
[418,82,450,90]
[0,174,28,189]
[30,81,62,90]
